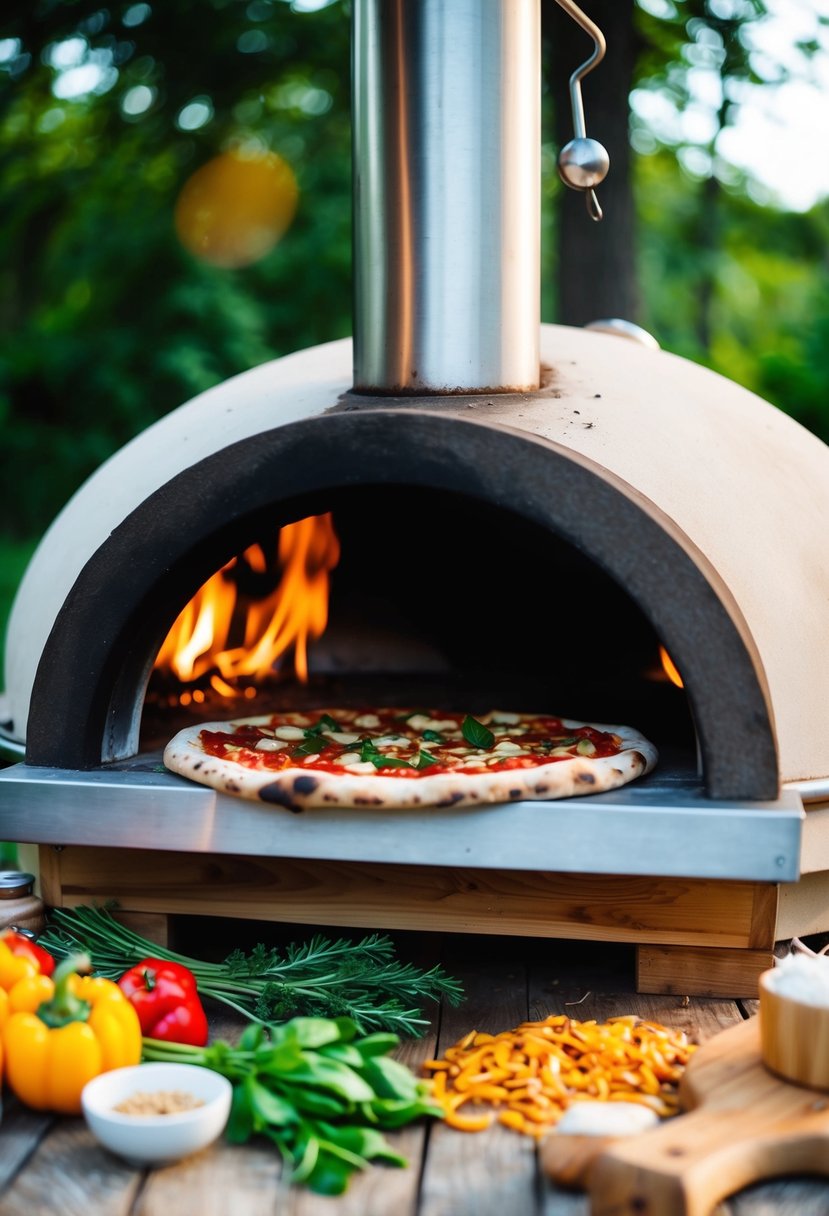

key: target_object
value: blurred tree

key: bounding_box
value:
[634,0,770,350]
[0,0,827,557]
[0,0,352,537]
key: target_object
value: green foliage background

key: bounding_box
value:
[1,0,828,669]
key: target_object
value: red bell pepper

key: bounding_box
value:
[117,957,209,1046]
[1,929,55,977]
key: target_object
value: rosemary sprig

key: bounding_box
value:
[40,906,463,1037]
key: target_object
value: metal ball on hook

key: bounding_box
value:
[557,138,610,191]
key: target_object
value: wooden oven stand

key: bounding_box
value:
[38,845,778,997]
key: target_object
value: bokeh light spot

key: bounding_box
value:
[121,84,155,116]
[123,3,152,27]
[238,29,270,54]
[174,149,299,268]
[177,96,214,131]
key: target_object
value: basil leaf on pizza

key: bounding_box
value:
[163,708,657,811]
[461,715,496,750]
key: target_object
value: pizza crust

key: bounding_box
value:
[163,713,657,810]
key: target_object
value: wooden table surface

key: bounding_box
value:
[2,930,827,1216]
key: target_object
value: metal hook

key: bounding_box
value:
[586,188,603,222]
[554,0,610,222]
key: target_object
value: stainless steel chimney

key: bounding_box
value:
[352,0,541,394]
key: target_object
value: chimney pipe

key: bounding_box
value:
[352,0,541,395]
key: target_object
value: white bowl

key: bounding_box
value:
[81,1063,232,1166]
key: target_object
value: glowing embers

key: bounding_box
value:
[153,514,340,706]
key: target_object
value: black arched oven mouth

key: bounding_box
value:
[26,411,778,801]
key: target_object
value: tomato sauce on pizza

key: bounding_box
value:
[200,709,622,776]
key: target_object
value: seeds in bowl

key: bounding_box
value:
[113,1089,205,1116]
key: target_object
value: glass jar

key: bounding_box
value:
[0,871,45,936]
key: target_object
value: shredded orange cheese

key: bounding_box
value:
[424,1014,696,1137]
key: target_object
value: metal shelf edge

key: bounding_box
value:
[0,763,803,882]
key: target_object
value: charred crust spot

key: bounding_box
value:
[534,784,548,795]
[193,761,202,770]
[509,788,523,799]
[436,791,465,807]
[225,782,240,793]
[353,796,383,806]
[577,772,596,785]
[259,782,299,810]
[613,769,623,777]
[631,751,646,768]
[293,775,319,796]
[323,793,337,802]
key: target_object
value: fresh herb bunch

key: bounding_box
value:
[142,1015,442,1195]
[40,906,463,1037]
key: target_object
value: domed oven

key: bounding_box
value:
[2,0,827,996]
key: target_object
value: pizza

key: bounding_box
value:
[163,708,657,810]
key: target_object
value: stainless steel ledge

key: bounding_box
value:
[0,761,803,882]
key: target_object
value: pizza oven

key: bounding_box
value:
[2,0,828,995]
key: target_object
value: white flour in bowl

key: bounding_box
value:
[765,953,829,1006]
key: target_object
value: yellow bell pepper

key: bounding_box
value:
[4,970,55,1017]
[2,953,142,1114]
[0,938,39,990]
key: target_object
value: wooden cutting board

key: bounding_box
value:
[542,1016,829,1216]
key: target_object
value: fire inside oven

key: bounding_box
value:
[141,489,694,762]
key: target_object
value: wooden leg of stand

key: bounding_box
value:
[39,845,171,948]
[111,910,171,949]
[636,944,773,998]
[637,882,777,997]
[38,844,64,908]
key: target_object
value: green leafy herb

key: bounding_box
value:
[416,749,439,770]
[141,1015,442,1195]
[359,736,377,763]
[293,736,326,757]
[421,729,445,743]
[306,714,341,736]
[39,906,464,1037]
[369,755,413,770]
[461,714,495,750]
[359,736,413,770]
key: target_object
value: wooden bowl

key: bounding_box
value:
[759,967,829,1090]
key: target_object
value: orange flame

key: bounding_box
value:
[154,514,340,697]
[659,645,684,689]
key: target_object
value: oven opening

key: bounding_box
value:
[140,486,695,768]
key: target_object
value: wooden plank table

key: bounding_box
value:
[1,931,827,1216]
